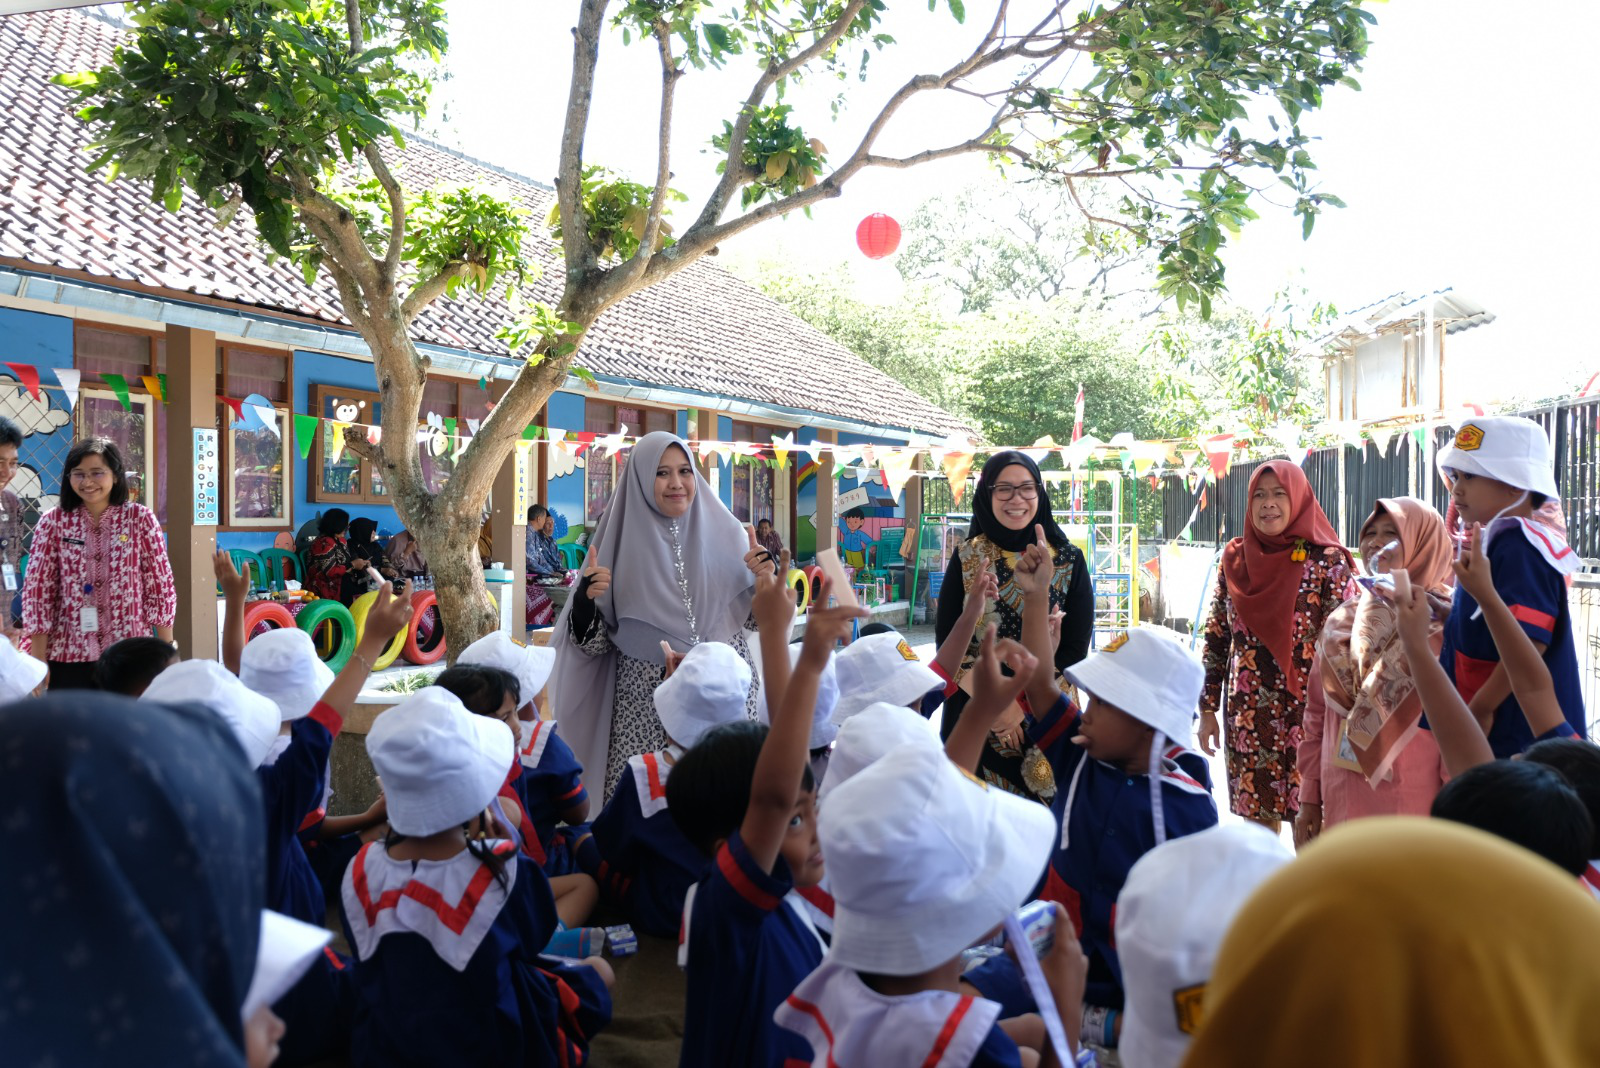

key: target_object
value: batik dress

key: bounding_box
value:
[1202,544,1350,821]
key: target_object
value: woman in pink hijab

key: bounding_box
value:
[1294,497,1454,847]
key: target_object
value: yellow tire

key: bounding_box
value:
[349,590,408,670]
[787,568,811,611]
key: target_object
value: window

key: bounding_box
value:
[730,421,778,525]
[584,401,675,522]
[221,346,292,527]
[74,324,167,522]
[311,384,385,503]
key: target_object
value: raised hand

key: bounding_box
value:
[660,640,687,679]
[798,577,868,668]
[1451,522,1495,604]
[1013,524,1054,599]
[743,525,777,579]
[1390,568,1433,650]
[967,624,1036,746]
[213,549,250,600]
[960,556,999,620]
[751,548,796,635]
[583,565,612,600]
[360,580,412,649]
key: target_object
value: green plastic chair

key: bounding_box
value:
[227,549,269,592]
[558,543,584,569]
[258,548,303,592]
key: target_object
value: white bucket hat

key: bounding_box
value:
[240,628,336,722]
[1063,626,1202,747]
[141,659,282,769]
[1116,824,1293,1068]
[816,701,939,803]
[1436,416,1559,499]
[652,641,751,750]
[367,687,514,837]
[241,909,333,1020]
[821,741,1054,976]
[0,635,47,701]
[758,644,840,749]
[458,631,556,708]
[832,631,941,723]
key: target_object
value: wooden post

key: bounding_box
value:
[490,383,525,636]
[164,324,218,659]
[695,408,715,480]
[902,467,922,566]
[816,428,837,552]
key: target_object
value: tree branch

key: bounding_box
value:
[558,0,611,278]
[634,20,679,280]
[400,262,470,324]
[364,144,407,280]
[689,0,871,235]
[343,424,380,465]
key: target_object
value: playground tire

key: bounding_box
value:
[787,568,812,611]
[402,590,446,665]
[349,591,409,670]
[241,600,296,641]
[296,599,356,673]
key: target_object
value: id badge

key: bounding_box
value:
[80,604,100,632]
[0,564,15,592]
[1333,720,1364,774]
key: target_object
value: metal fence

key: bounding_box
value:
[1162,395,1600,560]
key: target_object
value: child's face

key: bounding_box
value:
[1249,471,1292,537]
[1447,469,1526,525]
[1074,695,1154,769]
[1359,512,1402,574]
[779,787,825,889]
[845,514,863,532]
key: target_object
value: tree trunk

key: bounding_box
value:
[426,529,499,663]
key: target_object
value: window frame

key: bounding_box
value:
[72,321,166,521]
[310,383,386,504]
[219,344,294,530]
[729,420,780,526]
[582,399,678,523]
[74,387,156,508]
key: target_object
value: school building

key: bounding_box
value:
[0,8,965,653]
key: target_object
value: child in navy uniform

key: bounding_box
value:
[970,527,1217,1049]
[340,687,611,1068]
[458,632,592,878]
[576,640,748,938]
[1435,417,1584,755]
[670,566,865,1068]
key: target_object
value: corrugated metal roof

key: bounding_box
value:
[0,8,970,437]
[1311,287,1496,358]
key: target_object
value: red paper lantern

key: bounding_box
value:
[855,213,901,260]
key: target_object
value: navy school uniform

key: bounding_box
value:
[259,701,356,1064]
[517,718,589,877]
[677,830,827,1068]
[575,750,709,938]
[1439,517,1585,757]
[340,839,610,1068]
[1025,693,1217,1010]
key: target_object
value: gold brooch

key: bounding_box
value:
[1022,746,1056,799]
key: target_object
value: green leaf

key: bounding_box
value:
[1301,211,1316,240]
[572,366,598,389]
[704,23,731,52]
[946,0,965,22]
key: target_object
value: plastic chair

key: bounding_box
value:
[558,543,584,569]
[258,548,303,592]
[227,549,269,592]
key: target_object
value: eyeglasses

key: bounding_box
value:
[70,469,113,482]
[992,482,1039,501]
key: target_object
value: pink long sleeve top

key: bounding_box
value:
[21,502,176,663]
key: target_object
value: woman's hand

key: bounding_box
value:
[1197,710,1221,756]
[583,565,612,600]
[1013,524,1054,599]
[743,527,777,580]
[960,557,998,621]
[349,557,369,571]
[1293,801,1322,850]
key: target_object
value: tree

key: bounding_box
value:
[58,0,1373,653]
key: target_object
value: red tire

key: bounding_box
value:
[402,590,446,665]
[241,600,297,641]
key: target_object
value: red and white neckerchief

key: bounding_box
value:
[519,718,556,769]
[774,960,1002,1068]
[628,750,676,819]
[1584,861,1600,902]
[1485,516,1582,576]
[793,881,835,937]
[675,877,827,971]
[342,840,518,972]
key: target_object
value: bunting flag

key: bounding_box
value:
[54,367,80,410]
[696,438,719,461]
[1117,449,1133,473]
[293,413,319,459]
[1203,434,1234,480]
[219,395,245,423]
[880,448,918,500]
[101,373,133,412]
[941,448,975,506]
[770,432,795,469]
[443,417,458,442]
[478,376,489,390]
[328,421,351,463]
[796,439,821,466]
[833,444,862,468]
[1368,427,1395,456]
[859,443,876,468]
[140,375,164,404]
[367,424,383,447]
[546,428,567,452]
[599,428,629,459]
[1022,435,1058,466]
[1411,425,1427,450]
[3,362,40,400]
[1179,448,1201,472]
[1267,422,1300,459]
[1129,441,1164,477]
[466,417,481,436]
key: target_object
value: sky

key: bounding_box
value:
[426,1,1600,403]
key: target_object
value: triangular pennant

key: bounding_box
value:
[1267,422,1300,459]
[770,432,795,470]
[1203,433,1234,479]
[328,421,351,463]
[1411,425,1427,450]
[466,417,481,436]
[140,375,164,404]
[1368,426,1395,456]
[941,448,975,505]
[101,373,133,412]
[478,376,488,390]
[1179,449,1200,471]
[443,416,457,441]
[859,443,876,468]
[797,439,821,466]
[880,448,917,500]
[219,395,245,423]
[1022,435,1058,466]
[599,427,629,459]
[1118,448,1134,473]
[54,367,80,410]
[293,414,319,460]
[366,424,383,446]
[3,362,40,400]
[546,428,566,450]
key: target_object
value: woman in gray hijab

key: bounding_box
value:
[549,431,776,797]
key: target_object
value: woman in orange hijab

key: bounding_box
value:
[1296,498,1454,847]
[1199,460,1352,833]
[1183,818,1600,1068]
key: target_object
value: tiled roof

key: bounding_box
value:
[0,9,966,437]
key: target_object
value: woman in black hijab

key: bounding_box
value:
[934,450,1093,801]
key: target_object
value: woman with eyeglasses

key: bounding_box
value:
[934,450,1093,801]
[21,437,176,690]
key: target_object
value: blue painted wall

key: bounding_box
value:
[0,307,75,529]
[716,415,733,509]
[545,390,586,541]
